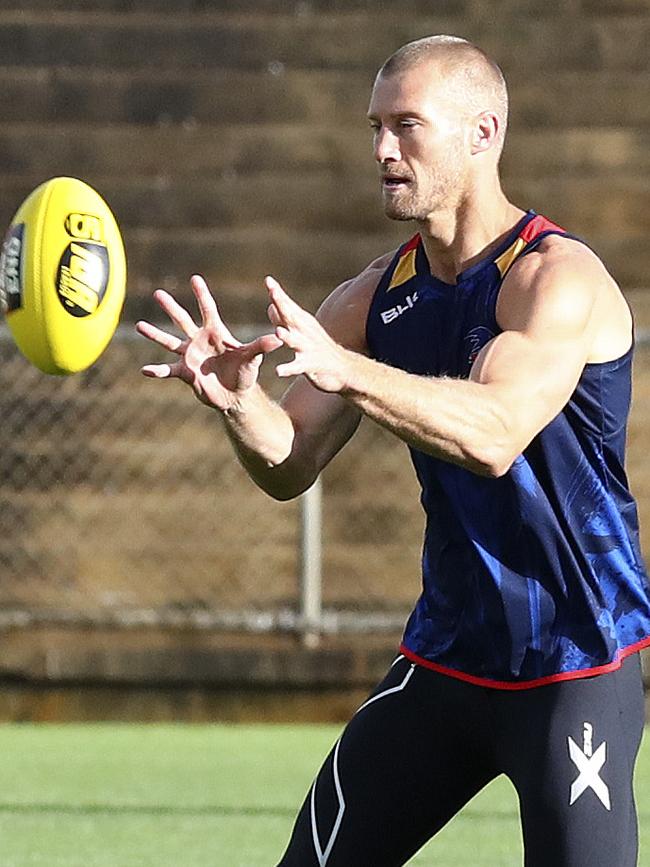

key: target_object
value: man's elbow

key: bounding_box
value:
[463,402,528,478]
[266,483,308,502]
[258,464,319,502]
[463,438,520,479]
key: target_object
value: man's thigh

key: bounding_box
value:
[276,656,498,867]
[494,654,645,867]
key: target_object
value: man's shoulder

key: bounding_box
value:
[500,232,617,316]
[507,232,612,288]
[497,230,632,360]
[316,249,397,352]
[330,249,397,301]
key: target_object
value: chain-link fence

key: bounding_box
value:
[2,325,650,642]
[0,325,423,639]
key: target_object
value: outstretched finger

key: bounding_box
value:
[265,275,305,324]
[240,333,284,357]
[274,324,301,351]
[141,362,174,378]
[190,275,240,346]
[141,359,195,386]
[267,303,281,327]
[153,289,199,339]
[135,320,185,354]
[191,275,242,348]
[276,359,304,379]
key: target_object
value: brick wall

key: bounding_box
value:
[0,1,648,322]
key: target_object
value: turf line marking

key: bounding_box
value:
[0,802,296,817]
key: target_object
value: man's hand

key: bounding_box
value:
[136,275,282,411]
[266,276,351,393]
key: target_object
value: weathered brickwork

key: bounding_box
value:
[0,2,647,320]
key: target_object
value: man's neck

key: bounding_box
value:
[417,190,525,284]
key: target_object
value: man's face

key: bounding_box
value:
[367,63,471,222]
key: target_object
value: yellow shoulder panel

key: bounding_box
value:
[387,247,417,292]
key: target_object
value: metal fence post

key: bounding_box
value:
[299,476,323,648]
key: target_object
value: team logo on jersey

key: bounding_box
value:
[463,325,495,367]
[568,722,611,810]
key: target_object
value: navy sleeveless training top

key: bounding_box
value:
[366,210,650,688]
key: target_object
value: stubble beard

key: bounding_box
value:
[382,167,464,224]
[383,188,432,222]
[383,184,447,223]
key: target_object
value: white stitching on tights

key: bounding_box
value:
[309,662,416,865]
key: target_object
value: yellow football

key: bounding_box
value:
[0,176,126,375]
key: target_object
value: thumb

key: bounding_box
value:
[239,332,283,359]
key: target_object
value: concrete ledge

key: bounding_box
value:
[1,628,648,723]
[0,627,400,687]
[0,627,400,721]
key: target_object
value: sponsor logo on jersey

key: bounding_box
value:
[380,291,419,325]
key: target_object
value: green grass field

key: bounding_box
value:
[0,723,648,866]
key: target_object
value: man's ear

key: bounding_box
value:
[471,111,500,155]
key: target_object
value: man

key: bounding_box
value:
[137,35,650,867]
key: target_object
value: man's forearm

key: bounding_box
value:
[265,277,514,476]
[339,350,511,477]
[222,385,312,499]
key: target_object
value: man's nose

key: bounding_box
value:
[373,127,401,163]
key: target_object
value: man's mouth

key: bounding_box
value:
[381,174,411,189]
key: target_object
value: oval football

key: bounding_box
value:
[0,176,126,375]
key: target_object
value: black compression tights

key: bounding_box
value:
[277,653,645,866]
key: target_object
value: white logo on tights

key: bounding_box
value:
[567,722,611,810]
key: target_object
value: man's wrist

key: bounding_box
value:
[222,386,262,422]
[337,348,370,399]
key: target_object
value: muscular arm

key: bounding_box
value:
[137,259,390,501]
[270,237,632,478]
[221,378,361,500]
[223,265,388,499]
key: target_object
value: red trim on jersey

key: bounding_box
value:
[401,234,420,255]
[518,214,565,245]
[399,635,650,690]
[400,215,561,268]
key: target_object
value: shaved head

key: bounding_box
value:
[378,35,509,156]
[368,35,510,223]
